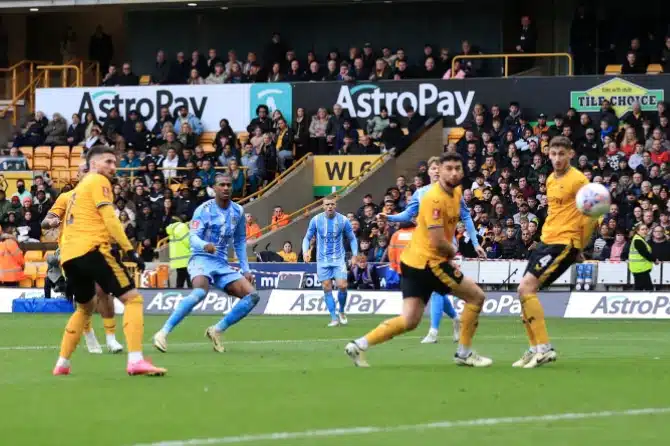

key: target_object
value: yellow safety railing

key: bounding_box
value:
[63,59,101,87]
[0,73,45,125]
[37,65,82,89]
[254,151,391,238]
[451,52,573,78]
[0,60,53,124]
[236,152,313,205]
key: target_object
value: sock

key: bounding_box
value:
[323,291,337,320]
[128,351,143,362]
[458,303,482,350]
[443,295,458,320]
[337,289,347,313]
[215,293,260,332]
[58,307,89,360]
[123,293,144,358]
[103,317,116,335]
[162,288,207,333]
[520,294,550,346]
[429,292,444,330]
[56,357,70,368]
[520,309,538,348]
[362,316,409,348]
[83,319,92,333]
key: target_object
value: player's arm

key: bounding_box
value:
[386,191,419,223]
[188,207,212,252]
[423,197,456,259]
[233,213,251,274]
[91,179,134,252]
[301,217,317,261]
[344,218,358,257]
[42,193,67,229]
[459,197,480,248]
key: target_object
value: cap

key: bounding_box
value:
[364,42,372,48]
[586,128,595,134]
[538,113,547,119]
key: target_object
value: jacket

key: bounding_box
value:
[0,235,25,282]
[175,114,204,135]
[44,118,68,145]
[167,221,190,269]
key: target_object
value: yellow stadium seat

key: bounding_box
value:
[52,146,70,158]
[35,277,46,288]
[23,263,38,279]
[20,147,33,168]
[140,75,151,85]
[24,251,43,262]
[52,157,69,169]
[357,129,365,138]
[605,64,622,75]
[19,277,33,287]
[199,132,216,144]
[237,132,249,146]
[448,127,465,144]
[33,157,51,170]
[71,146,83,158]
[43,250,56,260]
[36,263,48,277]
[69,156,84,168]
[169,183,182,193]
[647,64,664,74]
[34,146,51,158]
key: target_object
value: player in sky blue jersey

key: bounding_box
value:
[381,156,487,344]
[302,196,358,327]
[153,173,259,353]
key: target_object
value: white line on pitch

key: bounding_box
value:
[131,407,670,446]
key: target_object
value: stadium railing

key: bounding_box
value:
[450,52,573,77]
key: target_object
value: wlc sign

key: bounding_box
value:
[312,155,379,196]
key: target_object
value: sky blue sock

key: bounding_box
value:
[337,289,347,313]
[430,292,444,330]
[443,295,458,319]
[162,288,207,333]
[323,290,338,320]
[215,293,259,332]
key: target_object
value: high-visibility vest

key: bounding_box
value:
[628,234,653,274]
[167,222,191,269]
[0,238,25,282]
[388,228,414,273]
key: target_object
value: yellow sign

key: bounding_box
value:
[571,77,664,118]
[313,155,379,195]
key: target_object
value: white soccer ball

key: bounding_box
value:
[576,183,611,217]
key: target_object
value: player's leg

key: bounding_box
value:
[82,294,103,354]
[95,245,166,376]
[335,277,349,325]
[94,285,123,354]
[422,292,443,344]
[514,244,575,368]
[53,259,96,375]
[154,274,210,352]
[344,263,429,367]
[318,265,339,325]
[205,271,260,352]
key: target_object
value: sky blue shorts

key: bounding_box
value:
[188,255,243,291]
[317,262,348,282]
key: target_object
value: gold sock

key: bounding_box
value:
[521,310,538,347]
[521,294,549,345]
[459,303,482,347]
[122,293,144,353]
[59,307,90,359]
[83,319,92,333]
[103,317,116,335]
[364,316,408,347]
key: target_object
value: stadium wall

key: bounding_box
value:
[4,288,670,320]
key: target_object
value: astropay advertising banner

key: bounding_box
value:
[35,84,252,133]
[565,292,670,319]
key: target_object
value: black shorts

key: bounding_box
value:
[400,261,464,304]
[62,244,135,304]
[524,242,579,289]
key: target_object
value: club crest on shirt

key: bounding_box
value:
[432,208,441,220]
[191,220,200,229]
[102,187,110,198]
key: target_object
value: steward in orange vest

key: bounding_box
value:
[0,225,25,286]
[388,222,416,273]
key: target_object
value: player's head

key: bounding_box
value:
[438,152,464,189]
[323,196,337,217]
[86,145,117,179]
[548,136,574,174]
[77,162,89,181]
[213,172,232,201]
[427,156,440,183]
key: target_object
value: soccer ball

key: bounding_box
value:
[576,183,611,217]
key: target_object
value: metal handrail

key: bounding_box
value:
[0,73,44,125]
[451,52,573,78]
[236,152,313,205]
[37,65,82,89]
[64,59,101,86]
[254,151,391,237]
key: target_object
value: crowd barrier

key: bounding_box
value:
[36,75,667,133]
[2,288,670,319]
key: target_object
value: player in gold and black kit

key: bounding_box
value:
[513,136,597,369]
[345,153,492,367]
[52,146,166,377]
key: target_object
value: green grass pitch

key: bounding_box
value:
[1,314,669,445]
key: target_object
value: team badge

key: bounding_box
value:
[432,208,441,220]
[191,220,200,229]
[102,187,110,197]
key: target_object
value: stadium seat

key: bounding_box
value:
[49,168,72,185]
[34,146,51,158]
[24,251,43,262]
[140,75,151,85]
[35,277,45,288]
[169,183,182,193]
[23,263,38,279]
[237,132,249,147]
[647,64,664,74]
[19,277,33,287]
[605,64,622,75]
[51,157,69,169]
[43,250,55,260]
[33,157,51,170]
[52,146,70,158]
[199,132,216,153]
[71,146,83,158]
[36,262,47,277]
[20,147,33,168]
[448,127,465,144]
[69,155,84,168]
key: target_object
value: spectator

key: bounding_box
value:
[293,107,310,159]
[12,113,45,148]
[356,134,381,155]
[118,62,139,86]
[271,205,290,230]
[240,143,261,193]
[187,68,205,85]
[136,203,161,246]
[309,107,330,155]
[83,112,99,139]
[169,51,189,84]
[215,119,236,154]
[177,122,197,150]
[11,180,31,203]
[66,113,86,146]
[367,107,390,140]
[650,225,670,261]
[501,226,522,259]
[0,190,10,223]
[175,106,203,136]
[381,118,404,152]
[102,107,123,140]
[197,159,217,187]
[621,51,646,74]
[323,60,338,81]
[276,118,294,171]
[151,50,170,85]
[246,213,262,240]
[189,50,208,78]
[88,25,114,74]
[515,16,537,72]
[226,62,246,83]
[161,147,182,181]
[206,48,223,75]
[600,229,629,261]
[267,62,285,82]
[228,159,246,198]
[43,113,67,146]
[247,105,272,134]
[17,210,40,243]
[277,241,297,263]
[443,59,466,79]
[119,148,141,176]
[119,211,136,244]
[0,225,24,287]
[348,254,379,290]
[100,64,118,86]
[370,58,392,80]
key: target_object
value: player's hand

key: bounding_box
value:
[475,245,487,259]
[204,243,216,254]
[303,253,311,263]
[127,250,146,272]
[243,272,255,285]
